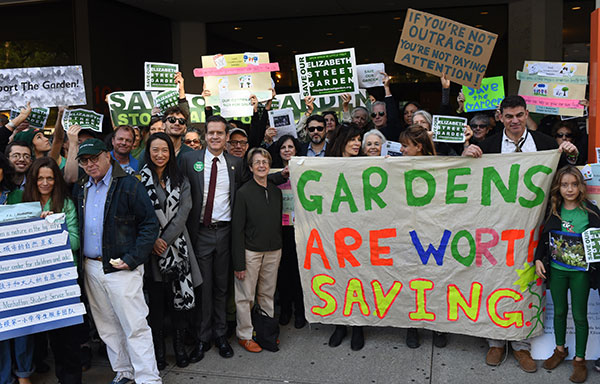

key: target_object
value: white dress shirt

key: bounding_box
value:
[501,129,537,153]
[202,150,231,222]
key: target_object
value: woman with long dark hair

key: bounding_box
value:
[141,132,202,369]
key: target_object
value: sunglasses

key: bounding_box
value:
[370,111,385,118]
[167,116,186,125]
[307,126,325,132]
[555,133,573,139]
[472,124,488,129]
[184,139,200,144]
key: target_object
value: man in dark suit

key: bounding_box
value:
[462,95,579,373]
[180,115,244,361]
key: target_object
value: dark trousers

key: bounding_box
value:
[194,224,231,341]
[48,324,83,384]
[277,226,305,317]
[148,280,188,332]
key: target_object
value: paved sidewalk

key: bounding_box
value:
[33,323,598,383]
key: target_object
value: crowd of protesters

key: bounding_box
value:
[0,67,598,384]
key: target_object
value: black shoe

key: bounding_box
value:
[279,311,291,326]
[215,335,234,358]
[184,327,198,347]
[189,341,210,363]
[433,331,447,348]
[328,325,347,347]
[81,344,92,372]
[153,331,167,370]
[226,321,236,339]
[406,328,420,349]
[294,316,307,329]
[173,329,189,368]
[350,326,365,351]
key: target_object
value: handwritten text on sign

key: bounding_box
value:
[394,9,497,88]
[289,151,560,340]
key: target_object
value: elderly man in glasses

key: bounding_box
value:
[299,115,327,157]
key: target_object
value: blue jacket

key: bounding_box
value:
[75,161,159,273]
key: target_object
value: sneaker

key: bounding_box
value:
[110,373,134,384]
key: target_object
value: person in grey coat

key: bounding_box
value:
[140,133,202,370]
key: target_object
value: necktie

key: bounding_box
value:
[203,157,219,226]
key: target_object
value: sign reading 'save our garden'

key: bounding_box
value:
[289,151,560,340]
[295,48,358,98]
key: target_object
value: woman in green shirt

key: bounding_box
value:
[535,165,600,383]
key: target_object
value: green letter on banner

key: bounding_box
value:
[446,167,471,204]
[297,170,323,214]
[363,166,388,210]
[481,164,519,206]
[519,165,552,208]
[331,173,358,213]
[405,170,436,207]
[451,230,476,267]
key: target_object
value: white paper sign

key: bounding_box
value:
[268,108,297,141]
[381,140,403,156]
[219,90,253,118]
[356,63,385,88]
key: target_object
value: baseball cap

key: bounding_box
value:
[229,127,248,138]
[77,138,107,158]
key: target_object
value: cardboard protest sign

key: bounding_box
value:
[107,91,206,126]
[268,108,297,140]
[582,228,600,263]
[395,9,497,88]
[296,48,358,98]
[62,109,103,132]
[432,115,467,143]
[144,62,178,91]
[289,151,560,339]
[0,66,86,110]
[0,205,86,341]
[195,52,277,106]
[517,61,588,117]
[462,76,505,112]
[218,90,253,118]
[356,63,385,89]
[9,107,50,129]
[531,291,600,360]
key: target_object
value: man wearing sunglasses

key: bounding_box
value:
[370,73,402,140]
[299,115,327,157]
[163,106,195,159]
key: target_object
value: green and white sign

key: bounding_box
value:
[62,108,104,132]
[583,227,600,263]
[295,48,358,98]
[155,90,179,113]
[144,62,179,91]
[107,91,206,126]
[462,76,505,112]
[9,107,50,129]
[432,115,467,143]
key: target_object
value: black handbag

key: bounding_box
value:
[252,304,279,352]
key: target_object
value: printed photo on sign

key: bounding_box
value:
[381,141,402,156]
[268,108,297,140]
[549,231,588,271]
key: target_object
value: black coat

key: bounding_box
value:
[534,202,600,289]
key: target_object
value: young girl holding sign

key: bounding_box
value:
[535,165,600,383]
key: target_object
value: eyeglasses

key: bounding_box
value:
[228,140,248,147]
[167,116,186,125]
[9,153,32,161]
[472,124,488,129]
[555,133,573,139]
[184,139,200,145]
[78,153,102,166]
[371,111,385,118]
[252,160,269,166]
[307,125,325,132]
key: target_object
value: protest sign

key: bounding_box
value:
[549,231,588,271]
[0,205,85,341]
[154,90,179,114]
[107,91,206,126]
[10,107,50,129]
[144,62,178,91]
[295,48,358,98]
[289,151,560,339]
[356,63,385,89]
[517,61,588,117]
[268,108,297,140]
[0,66,86,109]
[381,140,403,156]
[432,115,467,143]
[582,228,600,263]
[462,76,505,112]
[394,9,497,88]
[62,109,103,132]
[195,52,276,106]
[219,90,253,118]
[531,291,600,360]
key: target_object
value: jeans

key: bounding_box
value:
[0,335,34,384]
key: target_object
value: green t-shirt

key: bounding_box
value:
[551,206,589,271]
